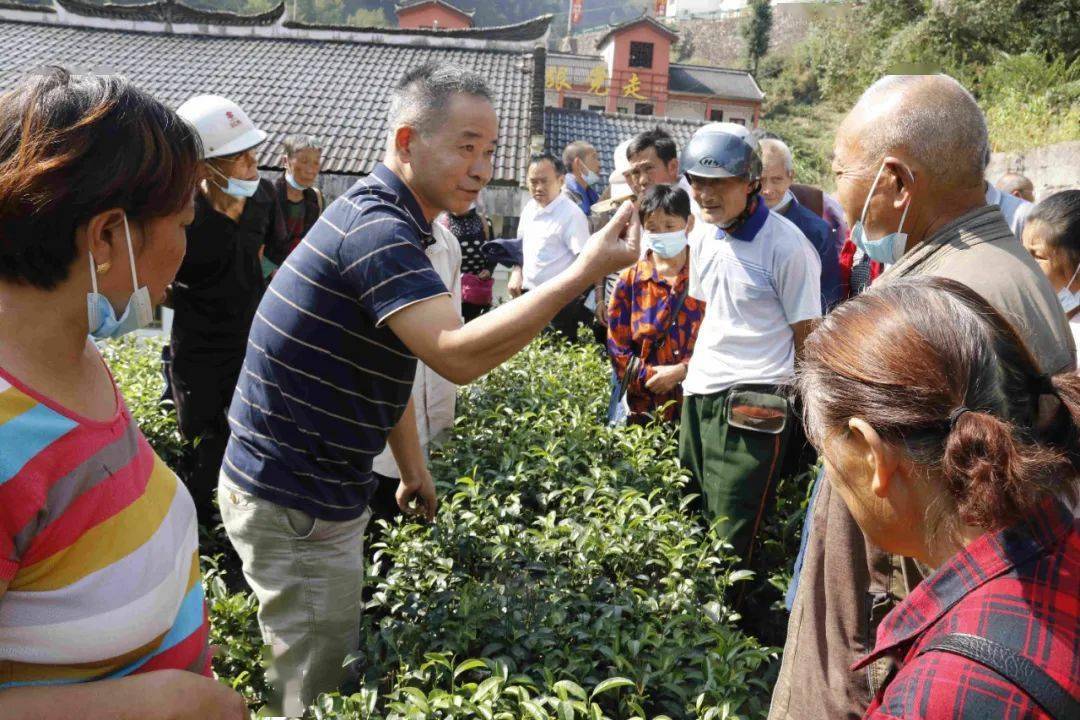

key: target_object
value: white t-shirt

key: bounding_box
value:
[371,222,461,479]
[519,194,590,290]
[1069,317,1080,364]
[684,201,823,395]
[986,183,1033,240]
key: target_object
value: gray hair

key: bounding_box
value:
[996,171,1034,197]
[387,61,492,136]
[852,74,988,189]
[562,140,595,171]
[282,133,321,157]
[758,138,794,174]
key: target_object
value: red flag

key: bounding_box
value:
[571,0,583,25]
[654,0,668,16]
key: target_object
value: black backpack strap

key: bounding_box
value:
[917,633,1078,720]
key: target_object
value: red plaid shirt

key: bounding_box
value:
[855,498,1079,719]
[606,251,705,422]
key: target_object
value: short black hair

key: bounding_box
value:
[388,61,492,135]
[1029,190,1080,267]
[529,152,565,176]
[639,184,690,223]
[0,67,201,289]
[626,127,678,164]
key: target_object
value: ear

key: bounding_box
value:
[394,125,416,162]
[666,158,680,178]
[848,417,899,498]
[84,208,128,269]
[686,214,696,235]
[882,156,914,209]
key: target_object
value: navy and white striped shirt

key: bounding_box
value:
[222,163,449,520]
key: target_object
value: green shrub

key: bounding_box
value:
[762,0,1080,158]
[110,336,806,719]
[99,336,184,468]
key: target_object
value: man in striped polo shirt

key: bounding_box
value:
[217,62,640,715]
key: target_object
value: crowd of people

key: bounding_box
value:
[0,61,1076,720]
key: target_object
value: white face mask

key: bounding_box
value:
[644,229,689,258]
[87,214,154,340]
[1058,263,1080,315]
[850,160,914,265]
[209,163,259,198]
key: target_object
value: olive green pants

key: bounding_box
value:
[678,387,792,562]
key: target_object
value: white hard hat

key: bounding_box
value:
[608,169,631,201]
[613,138,633,177]
[176,94,267,159]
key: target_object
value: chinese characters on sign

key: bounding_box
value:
[588,65,607,95]
[621,73,646,99]
[545,66,571,91]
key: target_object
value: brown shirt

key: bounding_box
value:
[768,205,1076,720]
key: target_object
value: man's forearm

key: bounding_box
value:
[387,397,426,481]
[1,672,191,720]
[445,263,593,383]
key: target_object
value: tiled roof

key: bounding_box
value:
[0,1,52,11]
[544,107,705,178]
[0,16,543,182]
[282,14,552,42]
[594,14,679,50]
[669,63,764,102]
[395,1,475,20]
[55,0,285,26]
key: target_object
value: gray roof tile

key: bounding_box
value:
[668,63,764,102]
[544,106,705,179]
[0,15,541,181]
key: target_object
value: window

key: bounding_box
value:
[629,41,654,69]
[635,103,654,116]
[588,104,605,112]
[709,108,724,121]
[563,97,582,110]
[617,106,629,114]
[730,117,746,126]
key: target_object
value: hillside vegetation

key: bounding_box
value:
[757,0,1080,189]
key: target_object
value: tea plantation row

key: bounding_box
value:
[103,337,812,720]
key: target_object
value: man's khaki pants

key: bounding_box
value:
[219,474,371,718]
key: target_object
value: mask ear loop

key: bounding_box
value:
[1064,262,1080,294]
[121,213,140,294]
[858,160,888,227]
[88,250,99,296]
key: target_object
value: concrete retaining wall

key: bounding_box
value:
[986,140,1080,202]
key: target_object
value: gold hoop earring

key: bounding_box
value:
[96,261,112,275]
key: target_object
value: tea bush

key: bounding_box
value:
[104,336,810,719]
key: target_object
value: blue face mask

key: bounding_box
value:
[209,163,259,198]
[583,168,602,188]
[1058,263,1080,315]
[645,229,689,259]
[851,161,913,265]
[285,171,309,191]
[87,214,154,340]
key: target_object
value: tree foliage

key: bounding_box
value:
[741,0,773,76]
[761,0,1080,155]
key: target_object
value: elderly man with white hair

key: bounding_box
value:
[768,73,1075,720]
[759,138,842,310]
[996,170,1035,203]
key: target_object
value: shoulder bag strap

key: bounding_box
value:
[917,633,1078,720]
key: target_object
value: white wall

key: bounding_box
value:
[986,140,1080,202]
